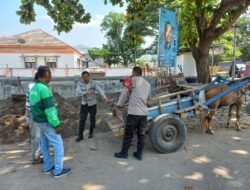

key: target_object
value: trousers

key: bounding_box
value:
[25,110,41,160]
[121,114,147,155]
[35,122,64,175]
[78,104,97,138]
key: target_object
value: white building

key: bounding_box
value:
[176,50,197,77]
[137,52,197,77]
[0,29,87,77]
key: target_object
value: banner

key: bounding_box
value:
[158,8,179,67]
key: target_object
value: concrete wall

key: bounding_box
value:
[0,53,78,68]
[0,76,157,100]
[0,67,135,78]
[105,68,132,77]
[11,68,36,77]
[57,54,75,68]
[73,53,81,68]
[37,57,45,67]
[0,68,96,77]
[0,53,23,68]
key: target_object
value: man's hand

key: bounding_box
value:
[116,104,124,108]
[147,100,153,107]
[86,90,94,96]
[55,126,63,134]
[103,98,111,104]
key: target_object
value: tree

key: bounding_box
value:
[88,47,120,66]
[17,0,91,33]
[124,17,149,62]
[209,15,250,64]
[237,15,250,61]
[100,12,127,65]
[177,0,250,83]
[88,48,108,60]
[17,0,250,82]
[101,12,144,65]
[213,30,242,63]
[102,44,122,65]
[109,0,250,83]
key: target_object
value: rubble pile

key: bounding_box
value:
[0,93,80,144]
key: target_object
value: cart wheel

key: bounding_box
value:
[149,114,187,153]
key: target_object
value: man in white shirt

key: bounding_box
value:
[25,73,42,164]
[114,67,151,160]
[76,71,110,141]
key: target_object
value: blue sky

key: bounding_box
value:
[0,0,126,48]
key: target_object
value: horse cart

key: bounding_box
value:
[106,76,250,154]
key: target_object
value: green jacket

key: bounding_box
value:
[29,80,60,128]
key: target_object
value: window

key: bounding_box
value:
[46,57,57,68]
[24,57,36,68]
[25,62,36,68]
[46,62,57,68]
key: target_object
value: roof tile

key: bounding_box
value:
[0,29,66,46]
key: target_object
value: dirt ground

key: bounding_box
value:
[0,93,112,144]
[0,95,250,190]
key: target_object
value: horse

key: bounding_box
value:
[200,82,249,134]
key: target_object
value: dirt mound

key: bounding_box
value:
[53,93,80,139]
[0,93,110,144]
[0,95,28,144]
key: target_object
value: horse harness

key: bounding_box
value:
[205,83,246,112]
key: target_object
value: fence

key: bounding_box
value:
[0,76,157,100]
[0,67,188,100]
[0,68,106,78]
[209,66,221,75]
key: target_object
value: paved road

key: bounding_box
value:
[0,123,250,190]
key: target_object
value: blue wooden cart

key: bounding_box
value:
[108,76,250,154]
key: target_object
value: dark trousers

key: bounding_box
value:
[121,114,147,155]
[78,104,97,138]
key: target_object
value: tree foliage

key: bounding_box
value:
[100,12,144,65]
[17,0,250,82]
[17,0,91,33]
[214,31,241,63]
[101,12,125,54]
[88,48,108,60]
[173,0,250,82]
[237,15,250,61]
[100,12,127,65]
[109,0,250,83]
[210,15,250,64]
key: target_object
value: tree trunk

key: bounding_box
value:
[191,40,212,84]
[195,53,211,84]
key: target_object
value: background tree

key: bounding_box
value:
[211,15,250,64]
[100,12,127,65]
[213,31,242,63]
[122,0,175,56]
[102,43,122,65]
[123,19,145,62]
[88,48,108,60]
[17,0,250,82]
[177,0,250,83]
[101,12,145,65]
[237,15,250,61]
[109,0,250,83]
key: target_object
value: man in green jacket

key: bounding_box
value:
[29,66,71,178]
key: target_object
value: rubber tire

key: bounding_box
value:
[149,114,187,154]
[146,114,169,134]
